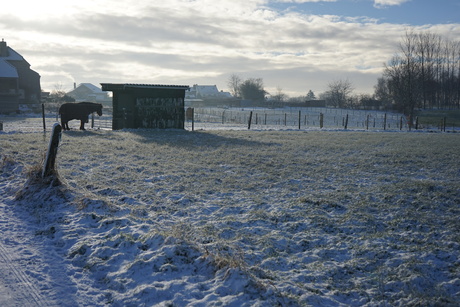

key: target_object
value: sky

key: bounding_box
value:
[1,0,459,97]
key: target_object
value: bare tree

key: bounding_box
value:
[272,86,287,107]
[325,79,354,108]
[227,74,242,98]
[374,77,391,105]
[50,83,74,103]
[382,30,460,113]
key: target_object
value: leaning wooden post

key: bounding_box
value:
[248,111,253,130]
[344,114,348,130]
[320,113,324,129]
[42,123,62,178]
[42,103,46,131]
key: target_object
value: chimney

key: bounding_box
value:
[0,39,8,57]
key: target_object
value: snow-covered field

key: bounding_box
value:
[1,116,459,306]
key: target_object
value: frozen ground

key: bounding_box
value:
[0,115,459,306]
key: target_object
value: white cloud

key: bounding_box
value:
[374,0,411,9]
[273,0,337,2]
[0,0,457,96]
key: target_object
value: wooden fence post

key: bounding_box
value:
[366,114,369,130]
[344,114,348,130]
[248,111,253,130]
[320,113,324,129]
[42,123,62,178]
[383,113,387,130]
[298,110,301,129]
[191,108,195,131]
[42,103,46,131]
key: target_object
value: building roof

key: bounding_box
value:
[101,83,190,91]
[0,59,18,78]
[80,83,105,93]
[0,40,25,78]
[0,41,27,62]
[68,83,106,94]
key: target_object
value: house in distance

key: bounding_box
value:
[67,83,111,105]
[101,83,189,130]
[0,39,41,113]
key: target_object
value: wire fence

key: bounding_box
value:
[1,107,458,132]
[185,107,408,131]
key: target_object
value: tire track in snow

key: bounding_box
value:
[0,233,50,307]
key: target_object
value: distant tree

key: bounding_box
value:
[324,79,354,108]
[50,83,75,103]
[239,78,267,102]
[384,30,422,118]
[227,74,242,98]
[374,77,392,105]
[306,90,316,100]
[381,30,460,116]
[272,86,287,106]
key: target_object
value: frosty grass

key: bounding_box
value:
[1,129,459,306]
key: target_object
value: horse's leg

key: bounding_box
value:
[61,118,69,130]
[80,119,86,130]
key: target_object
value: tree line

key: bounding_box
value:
[377,31,460,118]
[227,30,459,115]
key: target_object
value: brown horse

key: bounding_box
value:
[59,102,103,130]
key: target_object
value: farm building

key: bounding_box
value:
[0,39,41,113]
[67,83,111,104]
[101,83,189,130]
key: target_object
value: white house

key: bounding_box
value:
[186,84,232,100]
[67,83,111,104]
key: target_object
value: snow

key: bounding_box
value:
[1,115,460,306]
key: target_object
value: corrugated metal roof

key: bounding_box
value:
[0,59,18,78]
[101,83,190,91]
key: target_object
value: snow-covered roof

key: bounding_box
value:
[0,46,26,62]
[79,83,105,93]
[0,59,18,78]
[194,85,219,95]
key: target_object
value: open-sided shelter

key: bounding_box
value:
[101,83,189,130]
